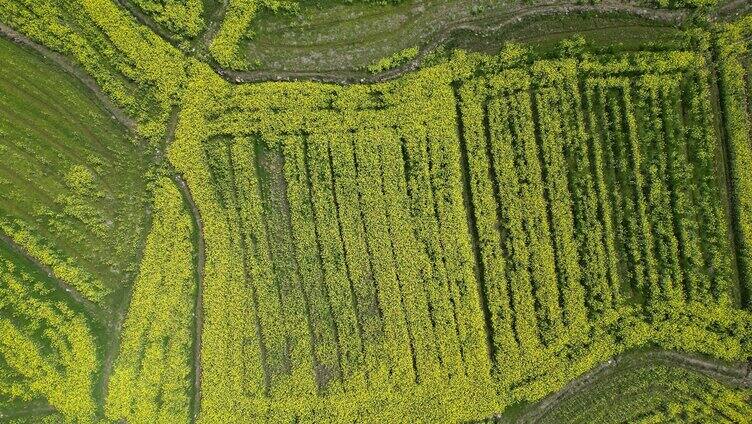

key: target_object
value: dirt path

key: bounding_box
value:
[195,0,229,55]
[174,172,206,424]
[0,232,111,328]
[1,2,749,422]
[508,349,752,423]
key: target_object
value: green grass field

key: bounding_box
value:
[0,36,153,311]
[1,0,752,423]
[244,3,686,73]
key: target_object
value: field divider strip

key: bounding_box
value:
[173,173,206,423]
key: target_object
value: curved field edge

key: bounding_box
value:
[0,34,153,312]
[0,16,204,423]
[104,177,196,423]
[490,349,752,423]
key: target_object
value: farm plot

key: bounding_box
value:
[0,36,152,310]
[458,49,750,400]
[171,64,499,422]
[1,1,752,423]
[169,41,752,422]
[105,177,197,424]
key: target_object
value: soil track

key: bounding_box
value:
[173,171,206,423]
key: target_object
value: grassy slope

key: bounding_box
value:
[0,36,153,310]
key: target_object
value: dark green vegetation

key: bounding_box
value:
[0,36,152,309]
[1,0,752,423]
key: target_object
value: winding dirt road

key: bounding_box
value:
[174,172,206,423]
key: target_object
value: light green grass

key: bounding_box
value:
[0,36,153,310]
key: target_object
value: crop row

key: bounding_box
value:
[163,47,752,422]
[717,16,752,309]
[457,53,743,398]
